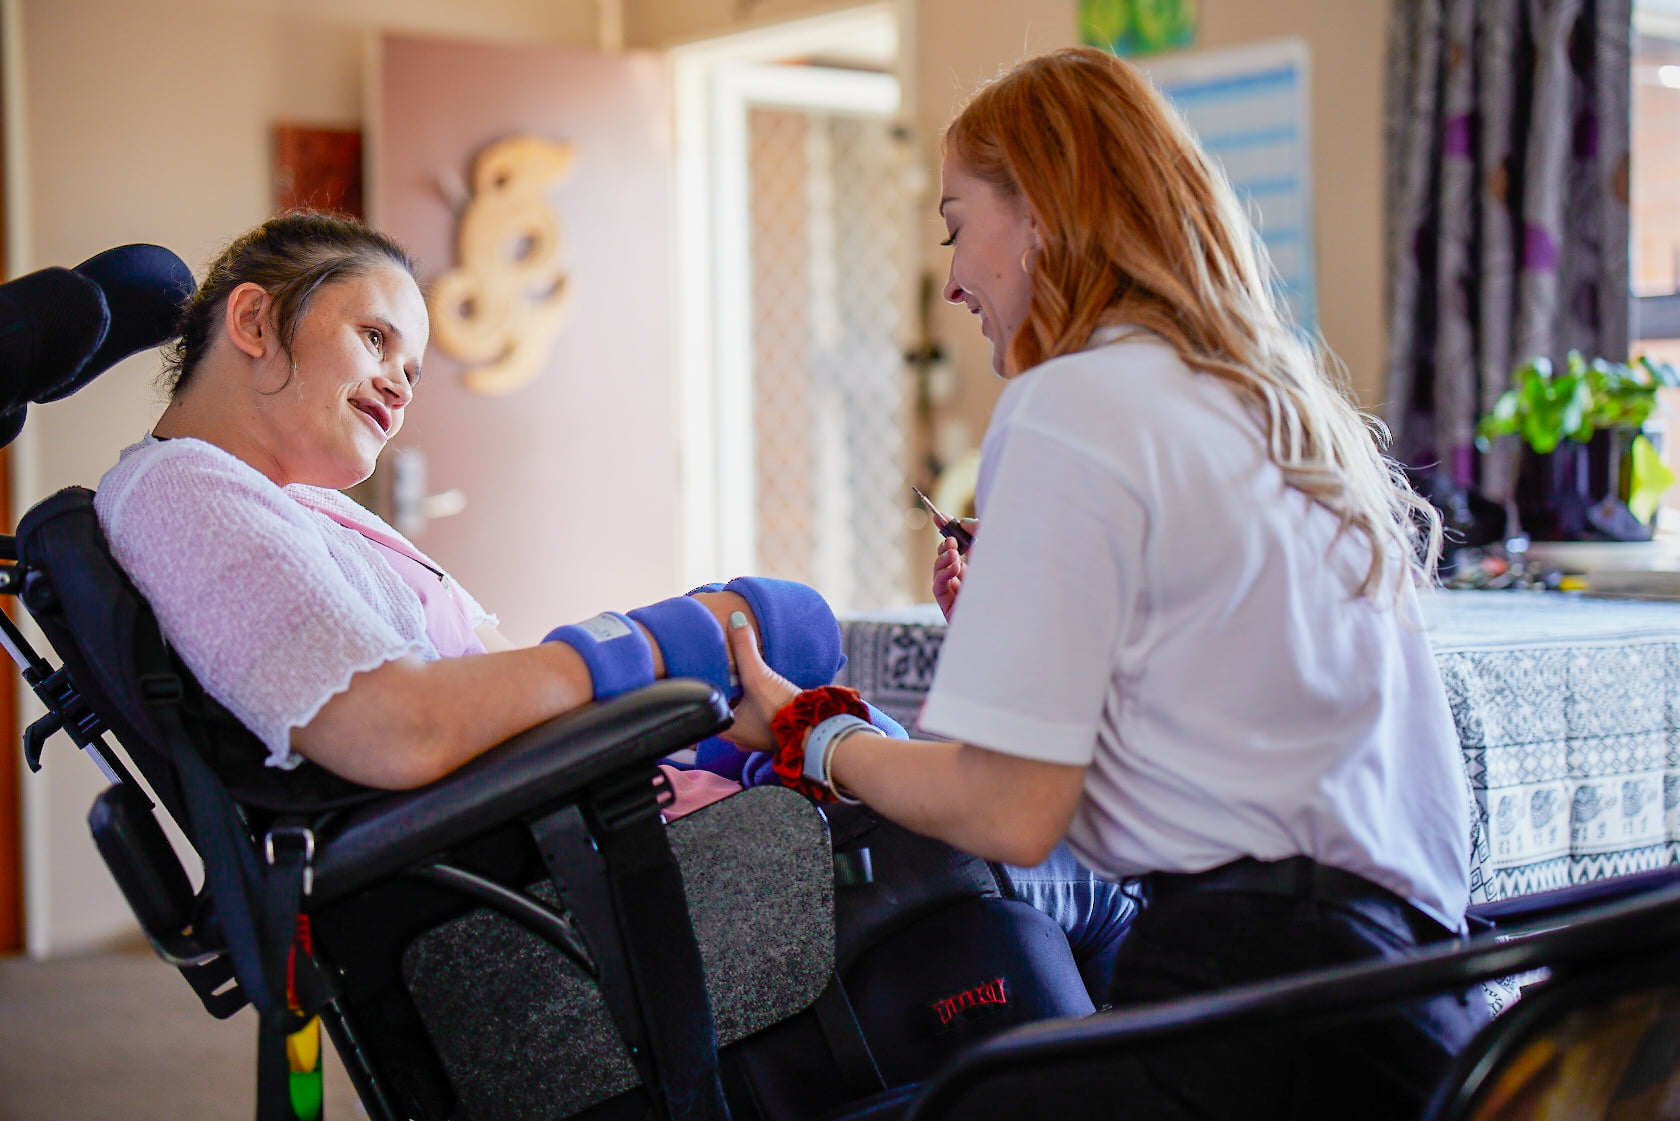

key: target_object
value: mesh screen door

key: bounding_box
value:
[745,103,916,610]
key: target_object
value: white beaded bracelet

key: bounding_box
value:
[803,714,883,805]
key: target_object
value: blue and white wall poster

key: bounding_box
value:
[1143,39,1318,333]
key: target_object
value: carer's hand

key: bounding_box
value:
[932,531,973,621]
[721,612,802,752]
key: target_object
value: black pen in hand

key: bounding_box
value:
[911,485,975,554]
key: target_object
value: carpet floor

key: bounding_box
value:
[0,941,362,1120]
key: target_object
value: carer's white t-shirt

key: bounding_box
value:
[918,333,1470,931]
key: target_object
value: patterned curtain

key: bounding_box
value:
[1384,0,1632,501]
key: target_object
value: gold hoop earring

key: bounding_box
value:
[1020,247,1035,275]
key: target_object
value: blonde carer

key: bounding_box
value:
[725,46,1487,1121]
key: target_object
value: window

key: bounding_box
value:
[671,7,921,612]
[1633,1,1680,358]
[1632,1,1680,518]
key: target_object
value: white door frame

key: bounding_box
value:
[669,5,900,588]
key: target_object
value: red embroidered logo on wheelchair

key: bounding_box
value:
[928,976,1010,1030]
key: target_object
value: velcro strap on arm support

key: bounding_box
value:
[542,612,655,700]
[628,596,733,698]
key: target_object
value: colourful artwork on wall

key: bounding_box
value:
[273,124,364,218]
[1080,0,1198,58]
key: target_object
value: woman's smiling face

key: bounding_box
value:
[250,263,427,489]
[938,152,1038,376]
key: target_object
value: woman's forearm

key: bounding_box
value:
[827,732,1085,866]
[720,610,1086,864]
[293,642,597,788]
[295,590,763,789]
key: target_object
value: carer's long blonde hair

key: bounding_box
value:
[944,48,1440,594]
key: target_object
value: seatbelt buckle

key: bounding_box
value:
[264,825,316,897]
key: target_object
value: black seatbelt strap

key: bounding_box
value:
[600,807,729,1120]
[150,694,325,1121]
[530,803,659,1091]
[812,975,886,1098]
[531,769,730,1121]
[255,821,327,1121]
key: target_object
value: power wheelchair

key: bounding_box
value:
[9,244,1680,1121]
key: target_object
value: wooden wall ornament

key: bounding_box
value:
[274,124,364,217]
[430,135,575,395]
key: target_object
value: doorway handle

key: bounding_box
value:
[388,446,467,538]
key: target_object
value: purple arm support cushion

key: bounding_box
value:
[725,576,848,687]
[687,577,847,689]
[685,575,894,788]
[682,578,846,702]
[541,612,655,700]
[694,737,749,782]
[627,596,733,697]
[742,750,779,789]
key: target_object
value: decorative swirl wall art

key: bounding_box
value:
[430,134,575,395]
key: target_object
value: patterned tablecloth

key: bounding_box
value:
[836,591,1680,905]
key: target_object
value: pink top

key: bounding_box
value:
[289,495,486,660]
[96,436,736,820]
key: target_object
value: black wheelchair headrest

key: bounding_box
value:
[0,244,194,446]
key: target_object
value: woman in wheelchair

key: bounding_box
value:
[95,212,757,813]
[722,47,1490,1121]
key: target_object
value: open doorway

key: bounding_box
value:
[671,5,919,612]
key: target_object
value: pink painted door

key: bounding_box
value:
[372,34,678,643]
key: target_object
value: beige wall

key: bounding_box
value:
[374,33,680,643]
[7,0,1391,955]
[625,0,870,45]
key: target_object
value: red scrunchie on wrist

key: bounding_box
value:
[769,685,868,803]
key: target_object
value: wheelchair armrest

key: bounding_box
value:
[310,678,731,905]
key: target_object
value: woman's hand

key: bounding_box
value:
[721,612,801,752]
[932,533,971,621]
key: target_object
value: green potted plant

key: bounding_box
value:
[1475,350,1678,541]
